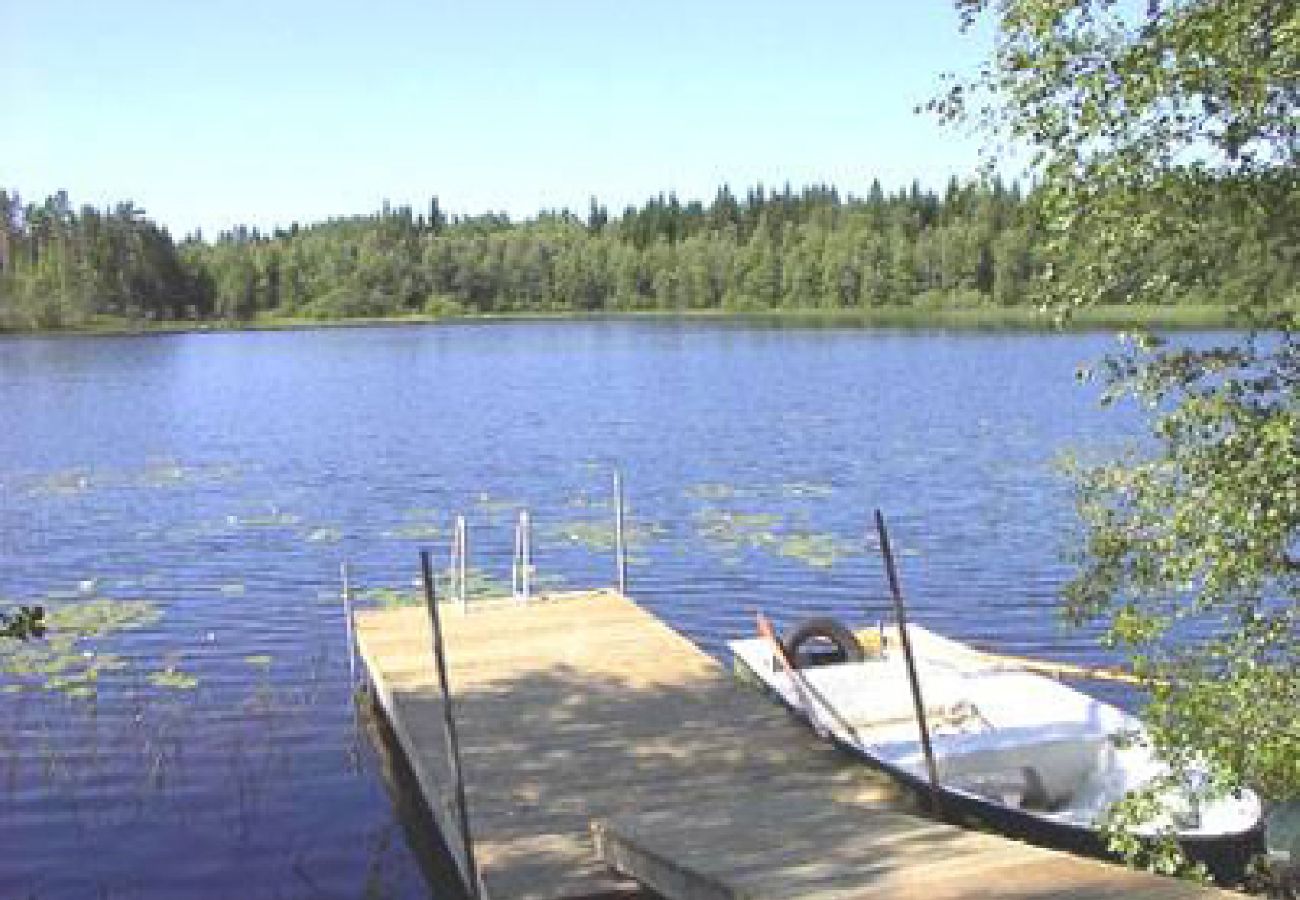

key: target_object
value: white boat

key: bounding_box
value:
[729,619,1264,878]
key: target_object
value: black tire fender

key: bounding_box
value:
[783,617,865,668]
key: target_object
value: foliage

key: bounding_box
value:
[7,173,1293,329]
[944,0,1299,876]
[1068,334,1300,803]
[937,0,1298,319]
[0,180,1166,328]
[0,605,45,640]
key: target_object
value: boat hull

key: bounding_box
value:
[732,652,1264,883]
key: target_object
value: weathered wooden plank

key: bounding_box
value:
[593,795,1229,900]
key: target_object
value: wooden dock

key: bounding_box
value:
[355,589,1230,900]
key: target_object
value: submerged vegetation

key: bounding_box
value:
[2,174,1294,332]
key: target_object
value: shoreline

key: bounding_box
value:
[0,304,1264,338]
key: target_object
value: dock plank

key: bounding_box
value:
[356,590,1230,900]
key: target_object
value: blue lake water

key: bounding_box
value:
[0,319,1153,897]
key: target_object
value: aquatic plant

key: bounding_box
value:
[0,605,45,640]
[776,531,856,569]
[355,567,514,608]
[356,587,420,608]
[473,493,518,522]
[548,519,665,552]
[0,597,159,698]
[136,459,241,489]
[227,510,301,528]
[565,492,610,509]
[243,655,273,668]
[683,482,740,501]
[692,509,780,552]
[46,598,161,638]
[779,481,833,499]
[148,667,199,690]
[379,523,442,541]
[305,527,343,543]
[27,469,93,496]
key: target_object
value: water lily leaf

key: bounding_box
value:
[776,532,857,568]
[780,481,834,499]
[684,482,738,501]
[45,599,161,638]
[228,511,301,527]
[148,668,198,690]
[547,519,665,552]
[381,523,442,540]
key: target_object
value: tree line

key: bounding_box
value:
[0,177,1289,330]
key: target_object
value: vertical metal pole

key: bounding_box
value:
[512,512,523,602]
[419,550,481,898]
[874,509,943,817]
[456,515,468,614]
[614,470,628,596]
[521,509,531,602]
[340,561,357,689]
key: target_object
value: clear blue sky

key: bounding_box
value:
[2,0,994,237]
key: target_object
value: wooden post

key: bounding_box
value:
[340,561,357,689]
[874,509,943,817]
[614,470,628,596]
[419,550,481,898]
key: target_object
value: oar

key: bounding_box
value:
[756,611,830,739]
[970,645,1150,686]
[874,510,943,818]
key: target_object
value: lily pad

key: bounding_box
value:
[45,599,161,638]
[28,469,93,496]
[693,509,781,552]
[684,482,738,501]
[1,598,158,697]
[780,481,834,499]
[356,587,420,608]
[228,511,301,528]
[776,532,856,568]
[148,668,199,690]
[548,519,665,552]
[381,523,443,541]
[244,654,273,668]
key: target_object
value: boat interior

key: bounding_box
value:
[730,630,1261,837]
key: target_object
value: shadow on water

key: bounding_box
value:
[359,692,470,900]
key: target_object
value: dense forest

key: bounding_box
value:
[0,178,1290,330]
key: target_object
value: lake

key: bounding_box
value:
[1,319,1147,897]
